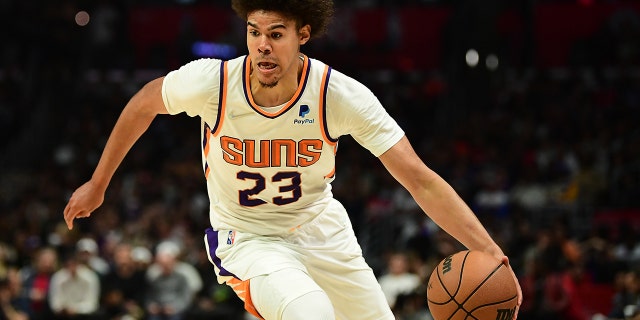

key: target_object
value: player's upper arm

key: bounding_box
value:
[132,77,170,115]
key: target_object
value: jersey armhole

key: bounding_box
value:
[211,61,228,137]
[319,66,339,146]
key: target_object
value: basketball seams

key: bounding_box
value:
[455,251,470,298]
[434,256,450,298]
[433,250,470,302]
[427,251,518,320]
[467,294,518,313]
[459,262,504,306]
[430,251,472,320]
[430,260,454,305]
[451,252,491,320]
[426,299,450,305]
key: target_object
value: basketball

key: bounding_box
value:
[426,250,518,320]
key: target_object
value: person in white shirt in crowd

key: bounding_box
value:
[48,252,101,320]
[377,251,421,311]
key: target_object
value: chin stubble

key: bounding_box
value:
[259,80,279,88]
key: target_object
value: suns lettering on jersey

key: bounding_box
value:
[220,136,323,168]
[298,140,323,166]
[220,136,243,166]
[245,140,270,168]
[271,139,297,167]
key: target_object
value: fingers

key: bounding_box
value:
[501,255,521,320]
[63,199,89,230]
[65,210,90,230]
[62,182,102,231]
[63,203,74,230]
[512,270,522,320]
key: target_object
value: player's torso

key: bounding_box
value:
[202,55,337,232]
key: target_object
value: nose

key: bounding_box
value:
[258,36,271,55]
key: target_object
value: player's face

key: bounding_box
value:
[246,10,310,88]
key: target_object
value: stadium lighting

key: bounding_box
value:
[75,11,90,27]
[465,49,479,68]
[486,54,499,71]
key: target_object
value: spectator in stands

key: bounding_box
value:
[48,252,101,320]
[4,267,28,318]
[378,251,421,311]
[0,276,27,320]
[19,247,58,320]
[101,242,146,320]
[75,237,110,276]
[187,249,245,320]
[609,269,640,320]
[145,242,193,320]
[131,246,153,271]
[146,241,202,300]
[613,223,640,269]
[581,224,622,284]
[536,245,589,320]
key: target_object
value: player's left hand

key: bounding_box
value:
[63,180,105,230]
[500,256,521,320]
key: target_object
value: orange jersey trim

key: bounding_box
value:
[203,125,212,157]
[324,167,336,179]
[226,278,263,319]
[243,55,310,118]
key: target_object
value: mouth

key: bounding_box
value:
[257,61,278,72]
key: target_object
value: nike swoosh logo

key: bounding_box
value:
[228,112,253,119]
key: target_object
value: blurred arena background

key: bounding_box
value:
[0,0,639,319]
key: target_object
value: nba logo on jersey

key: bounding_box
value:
[227,230,236,245]
[299,105,310,117]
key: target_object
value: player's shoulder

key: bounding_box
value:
[174,57,233,78]
[308,57,359,85]
[309,58,372,101]
[224,55,248,68]
[163,57,231,111]
[307,56,334,73]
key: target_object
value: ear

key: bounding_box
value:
[299,24,311,45]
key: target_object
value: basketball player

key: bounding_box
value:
[63,0,522,319]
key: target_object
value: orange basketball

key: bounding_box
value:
[426,250,518,320]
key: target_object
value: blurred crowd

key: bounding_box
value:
[1,0,640,320]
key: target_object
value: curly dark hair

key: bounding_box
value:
[231,0,334,39]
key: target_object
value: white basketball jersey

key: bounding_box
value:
[162,54,404,235]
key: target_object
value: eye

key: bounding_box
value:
[249,30,259,37]
[271,33,282,39]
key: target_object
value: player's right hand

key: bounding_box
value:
[63,180,105,230]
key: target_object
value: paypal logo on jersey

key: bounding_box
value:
[299,105,310,117]
[294,104,315,125]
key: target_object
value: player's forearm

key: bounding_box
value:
[410,175,504,257]
[91,80,166,189]
[91,103,157,188]
[379,137,504,257]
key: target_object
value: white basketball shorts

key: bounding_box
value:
[203,198,394,320]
